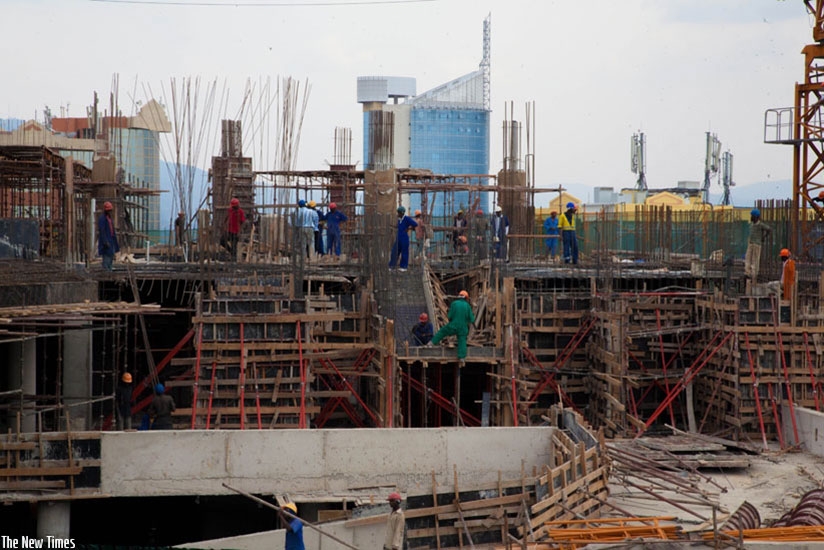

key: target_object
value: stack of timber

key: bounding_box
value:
[182,277,377,429]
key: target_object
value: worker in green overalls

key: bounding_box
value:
[430,290,475,366]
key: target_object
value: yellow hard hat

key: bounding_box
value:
[282,502,297,514]
[308,200,316,208]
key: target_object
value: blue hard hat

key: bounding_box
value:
[298,199,306,207]
[751,208,760,217]
[155,383,165,394]
[566,202,575,209]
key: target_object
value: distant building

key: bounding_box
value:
[358,16,491,218]
[0,100,171,242]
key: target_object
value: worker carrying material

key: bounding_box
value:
[389,206,418,271]
[429,290,475,365]
[279,502,305,550]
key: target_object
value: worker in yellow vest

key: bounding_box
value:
[558,202,579,264]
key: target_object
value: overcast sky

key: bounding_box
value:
[1,0,811,200]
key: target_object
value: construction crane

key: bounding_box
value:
[765,1,824,257]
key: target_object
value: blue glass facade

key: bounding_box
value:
[409,108,489,217]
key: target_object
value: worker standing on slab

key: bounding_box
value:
[309,200,324,258]
[410,312,434,346]
[492,205,510,261]
[295,199,315,261]
[559,202,579,265]
[472,209,489,262]
[384,492,405,550]
[452,210,467,253]
[97,201,119,271]
[413,210,427,262]
[768,248,797,301]
[174,211,186,248]
[279,502,305,550]
[430,290,475,366]
[149,383,175,430]
[389,206,417,272]
[116,372,133,430]
[543,211,559,261]
[745,208,771,283]
[325,202,347,259]
[225,197,246,262]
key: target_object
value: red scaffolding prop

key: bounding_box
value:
[772,296,799,446]
[206,361,216,429]
[401,370,481,427]
[190,323,203,429]
[314,348,376,428]
[744,331,769,450]
[130,327,196,413]
[803,332,821,412]
[297,320,306,429]
[640,330,733,434]
[239,323,246,430]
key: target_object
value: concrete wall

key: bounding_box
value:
[177,520,384,550]
[101,427,554,498]
[783,404,824,456]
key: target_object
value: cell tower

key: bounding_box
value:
[630,132,647,191]
[721,150,734,206]
[480,13,491,111]
[703,132,721,204]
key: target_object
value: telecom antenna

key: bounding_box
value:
[480,13,491,111]
[703,132,721,203]
[721,151,734,206]
[631,132,647,191]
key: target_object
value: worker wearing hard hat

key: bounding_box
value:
[559,202,579,265]
[295,199,316,261]
[389,206,418,272]
[410,312,434,346]
[452,210,467,253]
[769,248,797,302]
[384,492,405,550]
[148,383,175,430]
[308,200,325,257]
[543,211,559,262]
[325,202,348,259]
[225,197,246,262]
[429,290,475,366]
[745,208,771,283]
[116,372,133,430]
[492,205,510,260]
[97,200,119,271]
[278,502,305,550]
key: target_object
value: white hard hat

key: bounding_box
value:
[494,205,502,212]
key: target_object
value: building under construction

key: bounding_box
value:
[5,6,824,550]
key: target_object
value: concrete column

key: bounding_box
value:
[37,501,71,539]
[4,339,37,433]
[63,328,92,431]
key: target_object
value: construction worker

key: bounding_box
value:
[770,248,796,301]
[116,372,133,430]
[225,197,246,262]
[559,202,579,264]
[174,211,186,248]
[472,209,489,261]
[148,383,175,430]
[97,201,119,271]
[278,502,305,550]
[411,312,434,346]
[309,200,324,257]
[813,190,824,206]
[452,210,467,253]
[325,202,347,259]
[543,211,559,261]
[296,199,315,261]
[384,492,405,550]
[389,206,417,272]
[413,210,427,261]
[430,290,475,366]
[492,205,510,260]
[745,208,771,282]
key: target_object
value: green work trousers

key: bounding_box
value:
[432,323,469,360]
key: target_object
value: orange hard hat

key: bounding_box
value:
[419,312,429,322]
[121,372,132,383]
[414,209,422,216]
[780,248,790,257]
[476,209,483,215]
[103,201,113,211]
[458,235,467,243]
[388,492,402,501]
[459,290,469,299]
[819,190,824,200]
[329,202,337,209]
[230,197,240,206]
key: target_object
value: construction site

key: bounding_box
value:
[4,5,824,550]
